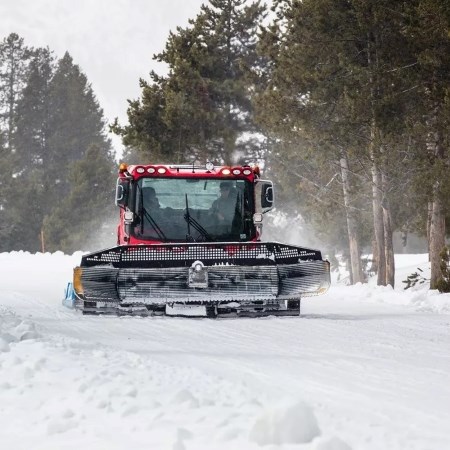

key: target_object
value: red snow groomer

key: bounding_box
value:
[64,162,330,317]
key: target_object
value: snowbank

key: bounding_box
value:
[1,251,450,449]
[331,253,450,314]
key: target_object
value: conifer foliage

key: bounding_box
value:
[112,0,448,288]
[0,34,116,253]
[254,0,449,287]
[112,0,267,165]
[0,0,449,291]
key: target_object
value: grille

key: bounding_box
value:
[79,242,329,305]
[114,265,279,304]
[81,260,330,304]
[81,242,322,268]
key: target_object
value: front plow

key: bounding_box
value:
[63,242,330,317]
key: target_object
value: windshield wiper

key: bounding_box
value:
[184,194,212,242]
[143,208,166,241]
[138,185,166,241]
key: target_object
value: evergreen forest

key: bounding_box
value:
[1,0,449,290]
[0,33,117,254]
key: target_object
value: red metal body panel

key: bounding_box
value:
[117,164,259,246]
[119,164,256,182]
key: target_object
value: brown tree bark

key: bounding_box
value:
[340,152,364,284]
[366,31,386,286]
[371,153,386,286]
[381,183,395,287]
[426,102,446,289]
[430,190,446,289]
[427,202,433,261]
[370,237,378,274]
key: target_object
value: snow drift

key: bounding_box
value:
[1,251,450,450]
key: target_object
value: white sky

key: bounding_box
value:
[1,0,205,156]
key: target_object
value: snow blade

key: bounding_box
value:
[69,242,330,317]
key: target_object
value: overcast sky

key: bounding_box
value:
[2,0,205,156]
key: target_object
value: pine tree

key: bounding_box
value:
[0,33,33,249]
[255,0,424,286]
[2,48,116,252]
[46,52,112,198]
[40,53,116,252]
[43,143,116,254]
[1,48,56,251]
[14,47,54,173]
[255,0,373,283]
[404,0,450,289]
[0,33,32,150]
[436,247,450,293]
[0,129,12,245]
[113,0,267,165]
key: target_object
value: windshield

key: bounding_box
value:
[132,178,255,242]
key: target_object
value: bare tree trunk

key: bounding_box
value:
[427,202,433,261]
[367,27,389,286]
[370,146,386,286]
[382,194,395,287]
[426,101,446,288]
[340,152,364,284]
[370,237,378,274]
[430,190,446,289]
[40,228,45,253]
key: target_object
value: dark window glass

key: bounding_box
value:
[132,178,254,242]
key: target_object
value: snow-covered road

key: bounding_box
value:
[1,251,449,450]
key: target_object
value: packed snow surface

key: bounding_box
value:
[1,251,450,450]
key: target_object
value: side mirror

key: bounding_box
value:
[115,178,130,207]
[261,184,274,209]
[254,180,274,214]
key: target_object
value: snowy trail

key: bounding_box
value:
[1,252,450,450]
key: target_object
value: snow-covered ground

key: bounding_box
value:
[1,251,449,450]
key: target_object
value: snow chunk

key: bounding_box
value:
[312,436,352,450]
[172,389,200,408]
[0,311,41,346]
[249,400,321,446]
[0,337,10,353]
[46,419,78,435]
